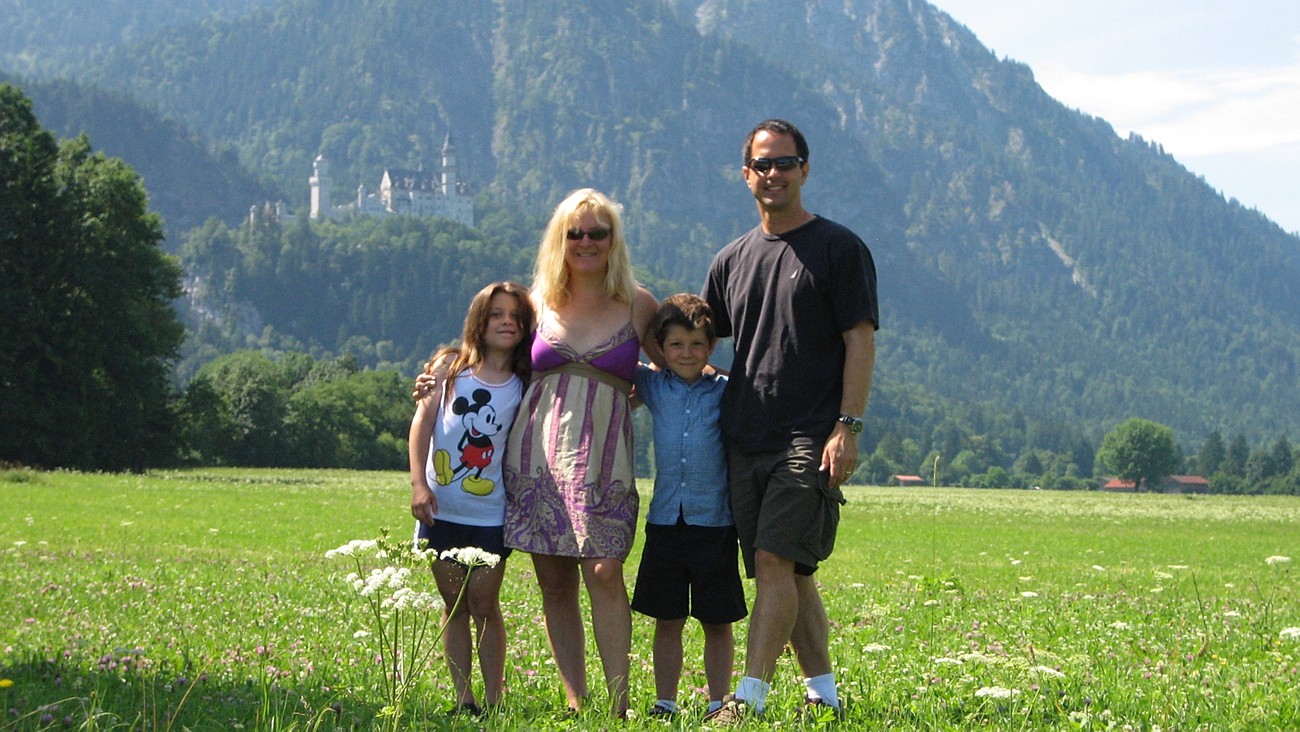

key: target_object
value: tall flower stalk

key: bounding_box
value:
[326,530,500,728]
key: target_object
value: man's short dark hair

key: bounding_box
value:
[653,293,716,346]
[743,118,809,163]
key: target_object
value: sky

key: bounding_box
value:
[932,1,1300,235]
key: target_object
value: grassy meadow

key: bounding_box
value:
[2,468,1297,730]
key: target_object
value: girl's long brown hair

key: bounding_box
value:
[423,281,534,395]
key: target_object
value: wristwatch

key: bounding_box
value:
[836,414,864,435]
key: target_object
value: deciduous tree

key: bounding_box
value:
[1095,418,1182,492]
[1,84,183,470]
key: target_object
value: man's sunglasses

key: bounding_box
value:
[746,156,805,173]
[566,228,611,241]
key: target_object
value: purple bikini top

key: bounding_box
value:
[531,319,640,383]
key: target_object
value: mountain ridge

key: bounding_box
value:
[4,0,1297,447]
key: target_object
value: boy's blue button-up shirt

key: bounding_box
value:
[635,365,732,527]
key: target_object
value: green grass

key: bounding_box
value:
[2,468,1297,729]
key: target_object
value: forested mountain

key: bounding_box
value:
[0,72,279,238]
[0,0,278,78]
[5,0,1299,452]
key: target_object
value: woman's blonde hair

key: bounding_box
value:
[531,188,637,309]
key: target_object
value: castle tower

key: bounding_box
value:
[309,154,331,219]
[440,132,458,196]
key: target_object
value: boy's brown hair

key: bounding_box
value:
[653,293,716,346]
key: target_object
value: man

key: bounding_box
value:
[701,119,878,723]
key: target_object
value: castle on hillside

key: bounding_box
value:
[306,132,474,227]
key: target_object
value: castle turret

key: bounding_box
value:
[309,154,331,220]
[440,132,458,197]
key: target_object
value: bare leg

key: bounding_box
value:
[652,618,687,703]
[743,549,798,682]
[431,559,476,707]
[532,553,587,709]
[581,556,631,715]
[701,621,735,703]
[788,574,833,678]
[466,559,509,707]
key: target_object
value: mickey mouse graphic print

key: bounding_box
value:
[425,372,523,526]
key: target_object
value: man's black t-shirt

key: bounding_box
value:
[703,215,879,453]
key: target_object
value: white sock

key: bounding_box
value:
[654,699,678,713]
[804,673,840,708]
[735,676,771,712]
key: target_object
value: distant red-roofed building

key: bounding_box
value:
[894,475,926,487]
[1100,476,1210,493]
[1163,475,1210,493]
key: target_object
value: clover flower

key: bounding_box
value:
[1281,627,1300,641]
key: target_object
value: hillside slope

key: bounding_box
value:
[35,0,1300,443]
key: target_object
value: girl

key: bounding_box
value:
[408,281,534,717]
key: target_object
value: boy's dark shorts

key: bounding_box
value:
[415,519,513,562]
[727,442,846,578]
[631,520,747,625]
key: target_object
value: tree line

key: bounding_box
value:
[4,82,1298,495]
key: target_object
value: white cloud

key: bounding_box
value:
[1039,64,1300,157]
[933,1,1300,232]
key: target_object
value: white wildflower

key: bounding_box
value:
[1018,576,1034,582]
[934,657,963,666]
[1020,591,1038,598]
[1167,565,1189,570]
[354,630,370,638]
[1155,571,1173,580]
[1280,627,1300,641]
[1265,555,1292,566]
[441,546,502,568]
[326,539,377,558]
[387,567,411,589]
[1110,621,1130,630]
[924,599,940,607]
[1092,565,1106,572]
[1223,610,1241,618]
[975,686,1020,699]
[862,643,891,653]
[1030,665,1066,678]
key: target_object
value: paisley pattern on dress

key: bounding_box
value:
[503,320,640,559]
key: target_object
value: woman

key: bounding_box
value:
[504,188,660,717]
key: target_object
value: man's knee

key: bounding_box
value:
[753,549,796,586]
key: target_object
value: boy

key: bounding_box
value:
[631,293,747,718]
